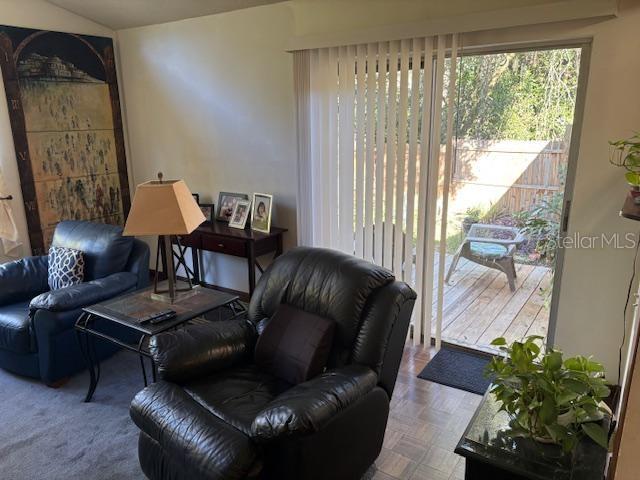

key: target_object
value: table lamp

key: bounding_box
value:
[123,173,205,303]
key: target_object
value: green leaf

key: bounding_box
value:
[546,351,563,371]
[545,423,569,443]
[585,360,605,373]
[581,403,600,419]
[564,357,583,371]
[557,391,579,406]
[528,342,541,357]
[581,423,609,450]
[625,171,640,186]
[525,335,545,342]
[564,378,590,394]
[539,395,557,425]
[593,384,611,399]
[491,337,507,346]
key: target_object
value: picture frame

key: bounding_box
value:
[251,193,273,233]
[217,192,249,222]
[192,193,200,205]
[199,203,215,224]
[228,199,252,230]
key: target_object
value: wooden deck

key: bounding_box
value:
[430,254,552,353]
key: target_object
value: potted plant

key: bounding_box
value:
[610,133,640,203]
[486,335,611,452]
[459,206,484,234]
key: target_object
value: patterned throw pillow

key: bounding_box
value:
[48,246,85,290]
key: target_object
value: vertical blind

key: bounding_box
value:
[295,34,459,345]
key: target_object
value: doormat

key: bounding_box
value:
[417,346,494,395]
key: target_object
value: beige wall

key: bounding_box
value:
[0,0,113,37]
[290,0,563,37]
[0,0,113,262]
[116,4,297,292]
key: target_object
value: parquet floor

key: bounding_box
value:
[432,255,552,353]
[373,343,482,480]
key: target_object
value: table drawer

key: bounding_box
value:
[175,233,201,249]
[202,235,247,257]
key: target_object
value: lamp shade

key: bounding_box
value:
[123,179,205,236]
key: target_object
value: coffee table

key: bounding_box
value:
[75,284,244,402]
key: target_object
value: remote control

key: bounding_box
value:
[138,309,176,325]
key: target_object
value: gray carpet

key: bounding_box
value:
[0,352,145,480]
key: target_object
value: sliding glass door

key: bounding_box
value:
[430,44,588,353]
[296,38,589,352]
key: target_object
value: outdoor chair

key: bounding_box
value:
[445,223,525,292]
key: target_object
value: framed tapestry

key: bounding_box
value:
[0,26,130,255]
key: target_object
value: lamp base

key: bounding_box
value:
[151,281,199,304]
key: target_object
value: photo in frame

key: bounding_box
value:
[251,193,272,233]
[228,199,251,230]
[217,192,249,222]
[199,203,214,224]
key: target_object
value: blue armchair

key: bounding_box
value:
[0,221,150,385]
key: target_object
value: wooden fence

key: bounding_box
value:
[448,139,568,216]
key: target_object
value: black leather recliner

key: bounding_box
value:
[130,247,416,480]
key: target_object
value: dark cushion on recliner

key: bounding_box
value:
[0,301,32,353]
[255,303,335,385]
[248,247,394,367]
[184,365,291,436]
[51,221,133,281]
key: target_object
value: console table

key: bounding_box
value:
[171,222,287,297]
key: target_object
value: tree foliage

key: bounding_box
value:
[447,48,581,141]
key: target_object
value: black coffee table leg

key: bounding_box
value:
[139,355,148,387]
[151,358,157,383]
[76,313,99,402]
[89,332,101,392]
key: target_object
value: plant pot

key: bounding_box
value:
[630,185,640,205]
[557,410,575,427]
[522,403,610,446]
[462,218,476,234]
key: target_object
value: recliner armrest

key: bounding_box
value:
[0,256,49,306]
[150,319,257,383]
[29,272,137,312]
[251,364,378,441]
[130,381,260,480]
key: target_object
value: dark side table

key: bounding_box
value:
[75,284,244,402]
[173,222,287,297]
[455,391,610,480]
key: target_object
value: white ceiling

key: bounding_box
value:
[45,0,287,30]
